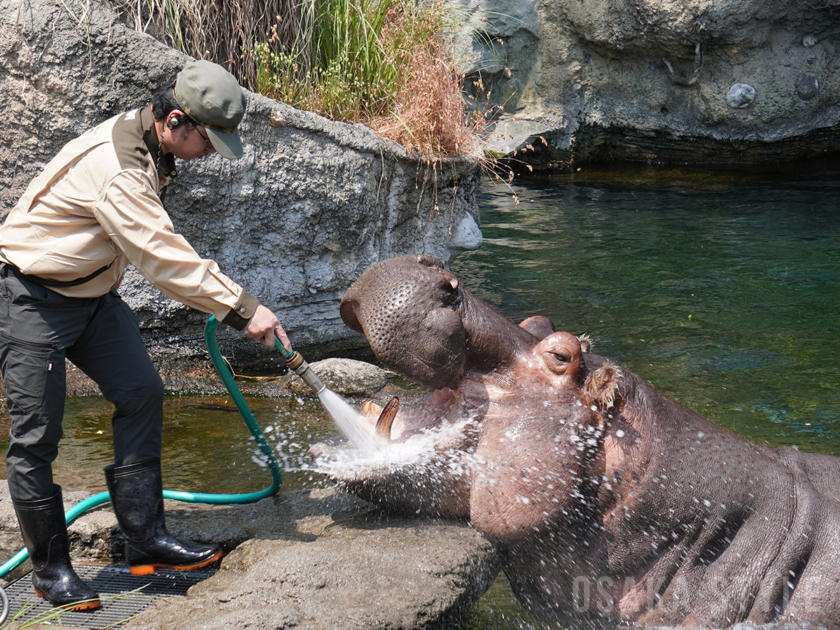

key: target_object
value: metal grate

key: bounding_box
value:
[4,564,215,628]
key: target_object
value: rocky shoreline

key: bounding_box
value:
[0,359,504,629]
[0,484,499,630]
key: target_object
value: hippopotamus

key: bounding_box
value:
[313,254,840,629]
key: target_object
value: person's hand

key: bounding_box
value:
[244,305,291,351]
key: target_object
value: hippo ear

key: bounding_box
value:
[519,316,556,340]
[583,363,622,409]
[578,333,592,353]
[536,332,583,378]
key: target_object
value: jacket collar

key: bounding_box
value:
[140,106,177,181]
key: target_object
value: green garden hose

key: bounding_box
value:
[0,316,284,578]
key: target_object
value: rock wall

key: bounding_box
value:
[0,0,482,370]
[451,0,840,165]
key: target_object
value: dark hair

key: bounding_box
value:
[151,81,198,127]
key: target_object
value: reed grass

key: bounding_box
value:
[116,0,301,90]
[254,0,484,157]
[118,0,489,158]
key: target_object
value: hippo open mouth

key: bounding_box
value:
[309,254,572,516]
[310,390,479,471]
[309,391,481,519]
[312,253,541,460]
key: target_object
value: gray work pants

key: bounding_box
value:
[0,264,163,501]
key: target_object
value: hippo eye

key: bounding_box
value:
[550,351,571,364]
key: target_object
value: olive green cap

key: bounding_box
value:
[174,60,247,159]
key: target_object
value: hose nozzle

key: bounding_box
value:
[285,350,326,394]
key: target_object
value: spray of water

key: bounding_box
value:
[314,415,477,480]
[317,388,388,454]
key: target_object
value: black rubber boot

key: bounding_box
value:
[104,458,222,575]
[12,485,101,611]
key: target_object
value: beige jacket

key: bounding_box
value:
[0,107,257,329]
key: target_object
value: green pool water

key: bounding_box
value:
[27,394,338,497]
[1,164,838,628]
[453,164,839,457]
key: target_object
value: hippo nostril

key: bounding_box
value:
[415,255,444,269]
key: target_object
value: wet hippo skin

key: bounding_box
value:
[317,254,840,628]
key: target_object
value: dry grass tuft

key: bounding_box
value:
[367,5,481,159]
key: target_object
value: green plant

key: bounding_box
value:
[252,0,487,158]
[123,0,495,160]
[253,0,400,121]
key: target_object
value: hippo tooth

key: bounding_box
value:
[375,396,399,440]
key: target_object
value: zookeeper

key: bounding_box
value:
[0,60,290,611]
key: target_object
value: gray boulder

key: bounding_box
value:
[0,484,499,630]
[285,358,391,397]
[0,0,482,371]
[127,510,498,629]
[451,0,840,164]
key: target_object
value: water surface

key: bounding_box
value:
[1,394,336,499]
